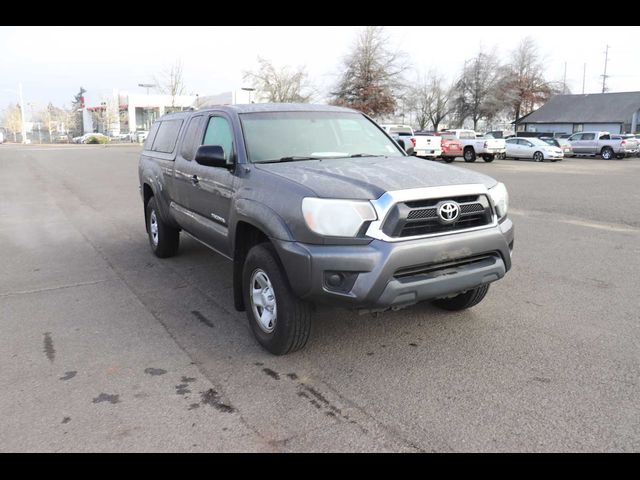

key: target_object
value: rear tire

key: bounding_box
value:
[615,153,625,160]
[601,147,613,160]
[533,151,544,162]
[146,197,180,258]
[463,148,476,163]
[433,284,490,311]
[243,243,311,355]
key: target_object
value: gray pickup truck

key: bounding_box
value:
[567,131,637,159]
[138,104,514,354]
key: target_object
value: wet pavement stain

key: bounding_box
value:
[181,376,196,383]
[366,352,374,356]
[188,403,200,410]
[295,383,361,431]
[409,343,418,347]
[263,368,280,380]
[254,362,264,366]
[59,371,77,381]
[191,310,214,328]
[176,384,191,395]
[533,376,552,383]
[144,368,167,376]
[61,417,71,424]
[92,393,120,404]
[286,373,298,380]
[200,389,236,413]
[43,332,55,363]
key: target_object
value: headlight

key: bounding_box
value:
[302,198,377,237]
[489,182,508,220]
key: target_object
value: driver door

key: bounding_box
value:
[188,114,237,257]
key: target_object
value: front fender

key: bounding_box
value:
[230,198,295,246]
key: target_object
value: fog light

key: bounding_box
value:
[323,271,359,293]
[327,273,343,288]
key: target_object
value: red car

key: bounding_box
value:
[440,133,464,163]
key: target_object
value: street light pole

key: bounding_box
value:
[138,83,156,95]
[241,87,255,104]
[18,83,27,144]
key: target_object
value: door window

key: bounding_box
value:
[203,116,234,162]
[180,115,205,161]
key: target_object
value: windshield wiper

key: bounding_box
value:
[259,156,322,164]
[349,153,385,158]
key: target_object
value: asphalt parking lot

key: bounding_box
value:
[1,144,638,452]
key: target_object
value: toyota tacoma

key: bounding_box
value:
[139,104,514,355]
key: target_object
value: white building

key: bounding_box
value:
[84,88,256,135]
[84,89,197,135]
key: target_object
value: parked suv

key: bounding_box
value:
[139,104,514,354]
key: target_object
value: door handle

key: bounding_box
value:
[191,175,199,186]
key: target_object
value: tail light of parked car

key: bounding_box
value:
[410,137,416,147]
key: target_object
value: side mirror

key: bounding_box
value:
[195,145,233,169]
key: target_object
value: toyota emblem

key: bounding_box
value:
[438,201,460,222]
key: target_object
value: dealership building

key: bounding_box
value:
[83,88,253,135]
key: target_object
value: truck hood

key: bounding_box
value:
[254,156,498,200]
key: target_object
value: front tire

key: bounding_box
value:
[443,157,455,163]
[146,197,180,258]
[463,147,476,163]
[482,154,495,162]
[243,243,311,355]
[433,284,490,311]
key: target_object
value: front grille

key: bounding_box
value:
[382,194,493,238]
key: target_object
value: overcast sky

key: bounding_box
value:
[1,26,638,110]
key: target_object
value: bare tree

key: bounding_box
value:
[330,26,408,118]
[243,57,314,103]
[40,102,67,140]
[453,49,504,130]
[499,37,558,123]
[155,60,187,108]
[408,70,454,131]
[2,104,22,142]
[92,96,120,135]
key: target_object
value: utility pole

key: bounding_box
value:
[601,45,610,93]
[582,63,586,94]
[18,83,27,144]
[563,62,567,94]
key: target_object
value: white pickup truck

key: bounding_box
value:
[442,129,506,163]
[412,131,442,159]
[566,131,638,159]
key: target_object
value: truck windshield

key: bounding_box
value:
[240,111,405,163]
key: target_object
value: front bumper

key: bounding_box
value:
[273,218,514,310]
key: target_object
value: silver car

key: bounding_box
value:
[505,137,563,162]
